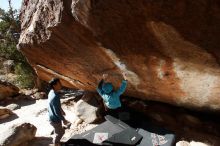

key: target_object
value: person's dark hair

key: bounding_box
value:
[49,78,60,89]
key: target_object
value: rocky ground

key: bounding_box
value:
[0,84,220,146]
[0,92,98,146]
[0,90,220,146]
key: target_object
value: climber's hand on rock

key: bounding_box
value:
[102,73,108,80]
[122,72,128,80]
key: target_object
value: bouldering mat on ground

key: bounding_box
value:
[65,114,175,146]
[65,115,142,146]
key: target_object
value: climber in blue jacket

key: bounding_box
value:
[97,73,128,114]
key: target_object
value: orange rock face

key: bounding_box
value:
[18,0,220,110]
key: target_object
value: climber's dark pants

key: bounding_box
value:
[105,107,123,118]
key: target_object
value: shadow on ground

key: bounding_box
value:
[29,137,53,146]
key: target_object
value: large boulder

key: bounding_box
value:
[74,92,101,123]
[0,81,19,100]
[0,123,37,146]
[18,0,220,111]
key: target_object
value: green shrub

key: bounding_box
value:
[0,42,24,62]
[15,62,35,89]
[0,7,35,89]
[0,40,35,89]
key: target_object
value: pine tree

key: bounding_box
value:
[0,0,35,88]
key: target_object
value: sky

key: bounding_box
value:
[0,0,22,10]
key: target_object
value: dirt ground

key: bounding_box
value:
[1,94,220,146]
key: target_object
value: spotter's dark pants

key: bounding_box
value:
[50,121,65,144]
